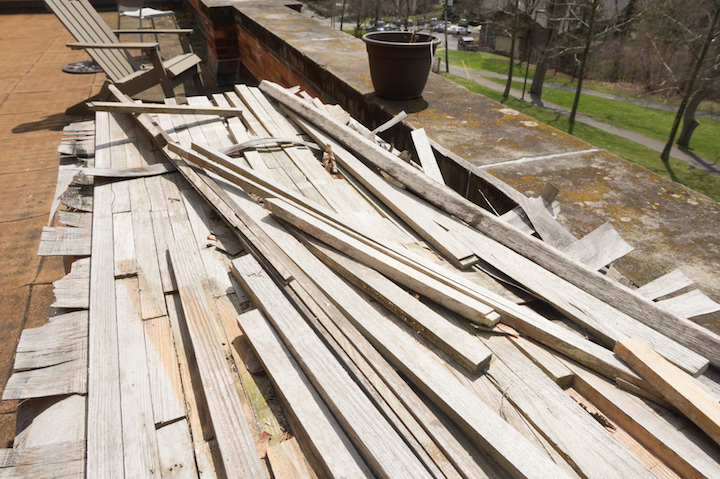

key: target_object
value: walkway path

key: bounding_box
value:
[449,65,720,177]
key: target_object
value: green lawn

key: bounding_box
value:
[479,76,720,165]
[438,48,720,115]
[442,73,720,202]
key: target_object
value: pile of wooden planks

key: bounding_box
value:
[2,80,720,479]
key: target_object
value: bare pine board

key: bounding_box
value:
[305,237,492,374]
[115,277,162,477]
[560,222,634,270]
[636,270,695,300]
[237,309,374,479]
[169,238,266,479]
[37,226,91,257]
[267,198,499,326]
[260,81,720,369]
[615,338,720,447]
[87,111,124,479]
[569,362,720,479]
[155,419,200,479]
[51,257,90,309]
[233,255,436,479]
[164,294,219,479]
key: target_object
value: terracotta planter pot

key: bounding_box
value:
[362,31,441,100]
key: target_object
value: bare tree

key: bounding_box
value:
[568,0,602,134]
[503,0,521,100]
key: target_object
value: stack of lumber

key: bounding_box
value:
[2,80,720,479]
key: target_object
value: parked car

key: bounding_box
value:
[454,26,469,35]
[458,18,468,27]
[458,36,478,51]
[430,17,438,26]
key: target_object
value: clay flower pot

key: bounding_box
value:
[362,31,441,100]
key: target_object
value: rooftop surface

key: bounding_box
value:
[1,2,719,452]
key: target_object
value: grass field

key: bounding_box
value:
[442,73,720,202]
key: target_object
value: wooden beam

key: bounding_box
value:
[259,80,720,369]
[615,338,720,447]
[411,128,444,183]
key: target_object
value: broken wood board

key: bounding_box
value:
[560,222,634,271]
[656,290,720,319]
[51,258,89,309]
[259,80,720,369]
[37,226,90,257]
[411,128,444,183]
[636,270,695,300]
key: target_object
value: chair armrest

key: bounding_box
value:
[67,42,160,51]
[112,29,194,35]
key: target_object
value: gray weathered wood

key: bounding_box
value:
[37,226,91,257]
[88,101,245,118]
[237,309,374,479]
[411,128,444,183]
[435,214,709,376]
[304,237,492,374]
[86,111,124,478]
[0,441,84,479]
[259,80,720,369]
[155,419,200,479]
[66,162,175,179]
[233,254,435,479]
[561,222,634,270]
[2,357,87,400]
[636,269,695,300]
[143,315,185,426]
[13,311,87,371]
[169,238,266,479]
[51,258,90,309]
[656,290,720,319]
[235,248,570,479]
[57,210,92,229]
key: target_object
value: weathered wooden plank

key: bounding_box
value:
[164,294,219,478]
[87,111,124,479]
[656,290,720,319]
[508,335,574,387]
[636,269,695,300]
[169,238,266,479]
[143,315,185,426]
[2,357,87,400]
[37,226,91,257]
[108,113,132,214]
[561,222,634,270]
[13,311,87,371]
[57,210,92,229]
[128,177,167,319]
[52,258,90,309]
[232,255,435,479]
[115,277,162,477]
[436,214,709,376]
[305,237,492,374]
[569,361,720,479]
[66,162,175,179]
[112,211,138,277]
[285,112,480,270]
[59,185,93,212]
[155,419,200,479]
[259,80,720,369]
[411,128,444,183]
[237,309,374,479]
[227,188,503,479]
[615,338,720,447]
[234,249,570,479]
[88,101,246,117]
[267,198,499,326]
[150,209,179,293]
[0,441,84,479]
[480,335,657,479]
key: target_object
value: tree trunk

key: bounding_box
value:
[503,0,521,100]
[661,5,720,163]
[677,90,706,148]
[568,0,598,135]
[530,54,550,96]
